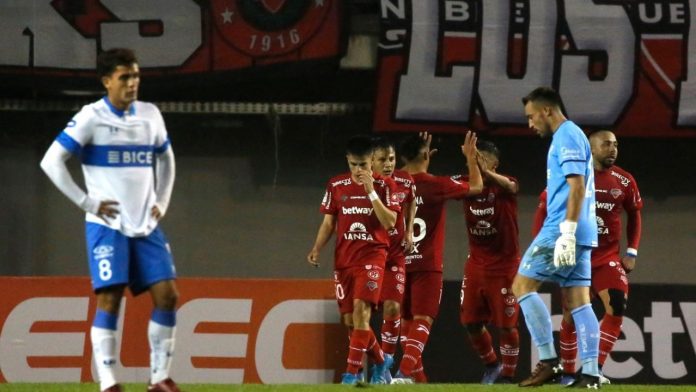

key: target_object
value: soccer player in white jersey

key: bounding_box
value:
[40,48,181,392]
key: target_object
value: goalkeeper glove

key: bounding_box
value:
[554,220,577,268]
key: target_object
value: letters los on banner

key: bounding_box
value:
[374,0,696,137]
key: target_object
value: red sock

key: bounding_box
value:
[468,329,497,365]
[499,328,519,378]
[559,319,577,374]
[599,314,622,367]
[347,329,371,374]
[399,319,431,376]
[381,315,401,355]
[411,358,428,383]
[400,319,411,354]
[366,329,385,364]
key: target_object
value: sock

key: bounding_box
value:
[380,315,401,355]
[499,328,520,378]
[468,329,497,365]
[399,319,431,376]
[366,329,385,364]
[518,293,556,360]
[598,314,622,367]
[91,310,118,391]
[560,318,577,374]
[411,358,428,383]
[347,329,371,374]
[149,309,176,384]
[399,319,411,354]
[571,304,600,377]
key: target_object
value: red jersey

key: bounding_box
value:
[532,165,642,267]
[405,173,470,272]
[460,175,521,275]
[320,173,401,270]
[387,170,416,267]
[593,165,642,266]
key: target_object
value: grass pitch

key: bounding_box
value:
[0,384,694,392]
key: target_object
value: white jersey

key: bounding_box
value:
[56,97,170,237]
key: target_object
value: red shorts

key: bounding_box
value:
[459,264,518,328]
[334,265,384,315]
[591,260,629,295]
[402,271,442,319]
[380,264,406,304]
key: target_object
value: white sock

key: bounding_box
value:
[91,326,117,390]
[148,320,176,384]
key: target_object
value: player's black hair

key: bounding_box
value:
[400,134,427,163]
[587,129,613,140]
[477,140,500,160]
[346,135,374,157]
[522,86,564,109]
[371,136,396,153]
[97,48,137,78]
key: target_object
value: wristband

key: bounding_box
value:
[368,191,379,201]
[559,220,577,235]
[626,248,638,257]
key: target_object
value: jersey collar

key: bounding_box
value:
[103,96,136,117]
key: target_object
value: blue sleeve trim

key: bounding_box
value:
[56,131,82,155]
[154,139,170,154]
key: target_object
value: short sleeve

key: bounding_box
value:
[319,182,337,215]
[556,130,589,177]
[152,105,170,154]
[56,106,94,154]
[624,174,643,212]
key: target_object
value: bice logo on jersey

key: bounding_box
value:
[344,222,374,241]
[107,150,153,165]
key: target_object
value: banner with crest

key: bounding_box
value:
[0,1,341,80]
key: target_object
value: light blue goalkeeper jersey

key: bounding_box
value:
[538,120,598,247]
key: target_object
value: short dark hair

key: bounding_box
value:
[346,135,374,157]
[477,140,500,160]
[97,48,137,78]
[371,136,396,153]
[400,134,427,163]
[522,86,563,108]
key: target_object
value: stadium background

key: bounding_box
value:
[0,0,695,386]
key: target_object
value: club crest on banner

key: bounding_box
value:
[211,0,332,57]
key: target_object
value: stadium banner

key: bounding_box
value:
[0,0,341,76]
[1,277,694,385]
[374,0,696,137]
[0,277,346,384]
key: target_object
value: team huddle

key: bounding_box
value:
[307,87,642,388]
[39,46,642,391]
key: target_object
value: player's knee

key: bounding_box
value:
[383,300,400,318]
[607,289,627,316]
[464,323,485,336]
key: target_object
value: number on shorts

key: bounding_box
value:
[335,283,345,300]
[98,259,113,281]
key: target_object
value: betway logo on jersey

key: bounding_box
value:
[596,201,616,211]
[611,170,631,186]
[469,206,494,216]
[342,206,373,215]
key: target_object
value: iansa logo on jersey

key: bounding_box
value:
[344,222,374,241]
